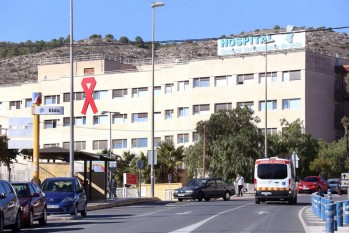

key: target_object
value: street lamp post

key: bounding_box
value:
[264,39,275,158]
[101,111,120,199]
[151,1,164,198]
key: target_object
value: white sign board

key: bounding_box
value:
[341,173,349,188]
[147,150,157,165]
[217,32,305,56]
[34,106,64,115]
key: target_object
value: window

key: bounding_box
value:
[259,100,277,111]
[9,101,21,110]
[44,119,58,129]
[193,132,200,142]
[165,84,173,94]
[154,112,161,121]
[215,103,232,112]
[63,141,86,150]
[237,101,254,111]
[259,72,277,83]
[257,164,287,179]
[215,75,233,87]
[131,138,147,148]
[177,133,189,144]
[178,107,189,117]
[132,87,148,97]
[193,104,210,115]
[178,80,189,91]
[84,68,94,75]
[113,139,127,149]
[93,115,108,125]
[282,98,301,110]
[113,114,127,123]
[93,140,108,150]
[165,109,174,119]
[132,113,148,123]
[25,98,32,108]
[193,77,210,88]
[165,135,173,142]
[154,137,161,147]
[113,89,128,98]
[44,95,60,104]
[64,116,87,126]
[93,90,108,100]
[154,86,162,96]
[283,70,301,81]
[237,74,254,85]
[260,128,277,135]
[63,92,85,102]
[44,143,59,148]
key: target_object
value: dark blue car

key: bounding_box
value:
[40,177,87,217]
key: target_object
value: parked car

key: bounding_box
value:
[327,178,346,195]
[40,177,87,216]
[0,180,21,232]
[173,178,235,202]
[11,181,47,227]
[297,176,328,193]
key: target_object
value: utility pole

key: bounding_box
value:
[202,124,206,178]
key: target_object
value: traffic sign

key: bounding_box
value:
[341,173,349,188]
[342,173,349,180]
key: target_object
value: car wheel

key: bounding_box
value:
[255,198,260,204]
[11,211,21,232]
[197,192,204,202]
[27,209,34,227]
[81,202,87,217]
[178,198,183,202]
[223,191,231,201]
[39,207,47,225]
[204,197,211,201]
[71,204,78,216]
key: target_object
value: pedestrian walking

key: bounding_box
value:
[236,173,244,197]
[109,177,117,198]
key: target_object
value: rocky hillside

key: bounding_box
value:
[0,27,348,86]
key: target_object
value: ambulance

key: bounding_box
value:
[254,156,297,204]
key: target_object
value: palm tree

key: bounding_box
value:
[156,141,185,183]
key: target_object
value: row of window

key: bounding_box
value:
[0,70,301,110]
[44,133,194,151]
[44,126,281,150]
[42,99,301,128]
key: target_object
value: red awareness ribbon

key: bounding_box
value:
[81,77,98,115]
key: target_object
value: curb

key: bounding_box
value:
[47,197,161,221]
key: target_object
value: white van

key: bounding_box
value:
[254,156,297,204]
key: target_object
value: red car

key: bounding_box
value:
[11,182,47,227]
[297,176,329,194]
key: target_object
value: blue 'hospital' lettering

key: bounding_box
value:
[220,35,272,48]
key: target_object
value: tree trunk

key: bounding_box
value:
[7,165,11,182]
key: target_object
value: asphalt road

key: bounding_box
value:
[18,194,348,233]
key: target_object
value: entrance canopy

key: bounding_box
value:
[39,146,113,162]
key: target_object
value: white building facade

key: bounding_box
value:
[0,36,348,158]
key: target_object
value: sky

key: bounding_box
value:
[1,0,348,43]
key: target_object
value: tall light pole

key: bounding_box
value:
[264,39,275,158]
[101,111,120,199]
[69,0,75,177]
[151,1,164,198]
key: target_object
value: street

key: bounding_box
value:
[18,194,347,233]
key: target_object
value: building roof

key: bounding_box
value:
[39,146,113,162]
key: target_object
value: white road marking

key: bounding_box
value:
[175,211,192,215]
[168,203,253,233]
[254,211,270,214]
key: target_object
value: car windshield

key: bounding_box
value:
[303,177,319,182]
[12,184,28,198]
[327,179,339,184]
[186,179,207,187]
[41,180,74,192]
[257,164,288,179]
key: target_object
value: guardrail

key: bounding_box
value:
[312,190,349,232]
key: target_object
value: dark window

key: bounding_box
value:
[257,164,288,179]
